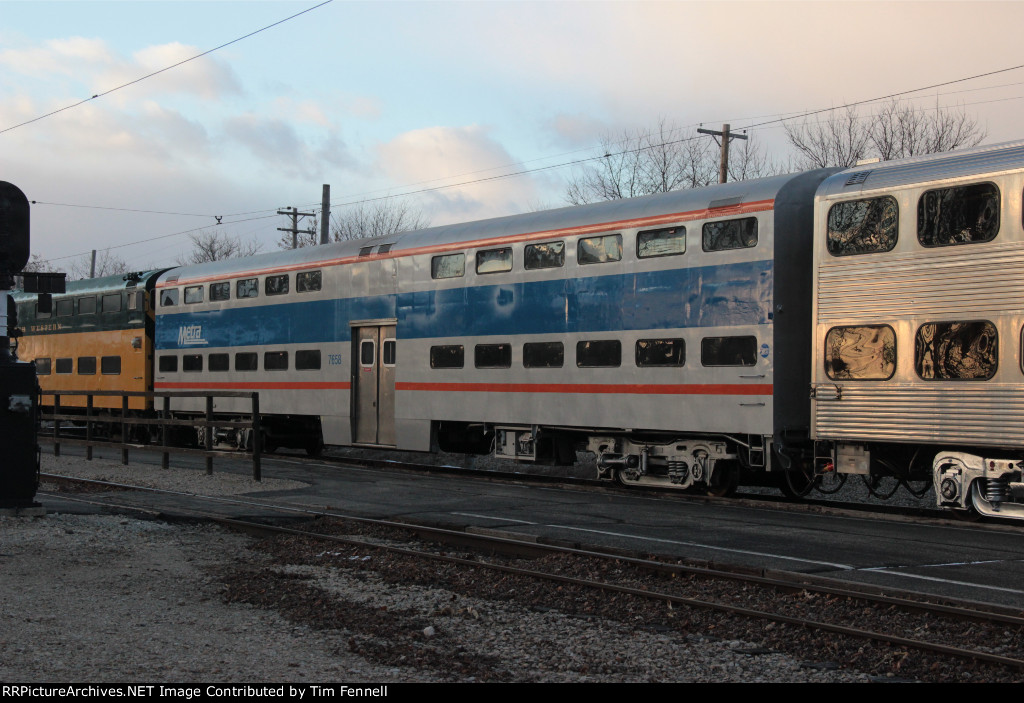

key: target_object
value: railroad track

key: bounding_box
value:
[38,473,1024,681]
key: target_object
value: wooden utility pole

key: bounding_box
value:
[276,206,316,249]
[320,185,330,245]
[697,123,748,184]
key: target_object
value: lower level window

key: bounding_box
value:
[701,336,757,367]
[824,326,895,380]
[77,357,97,375]
[183,355,203,372]
[916,321,997,380]
[265,351,289,371]
[576,340,621,367]
[101,356,121,375]
[431,345,464,369]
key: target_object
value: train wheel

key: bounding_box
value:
[707,462,739,497]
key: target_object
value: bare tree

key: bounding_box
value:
[67,250,129,280]
[277,199,430,250]
[786,100,986,169]
[566,119,715,205]
[177,230,263,265]
[564,118,781,205]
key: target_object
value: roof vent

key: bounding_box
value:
[845,171,872,186]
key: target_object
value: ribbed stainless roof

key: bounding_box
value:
[818,139,1024,198]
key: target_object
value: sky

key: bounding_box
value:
[3,0,1024,273]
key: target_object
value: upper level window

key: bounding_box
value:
[78,296,96,315]
[236,278,258,299]
[524,241,564,269]
[296,271,322,292]
[56,298,74,316]
[160,289,179,307]
[476,247,512,274]
[431,253,465,279]
[210,283,230,301]
[701,336,757,367]
[184,285,204,304]
[824,325,896,380]
[916,321,997,380]
[102,294,122,313]
[576,340,621,368]
[918,182,999,247]
[636,338,685,367]
[637,226,686,259]
[36,301,51,319]
[703,217,758,251]
[827,196,898,256]
[578,234,622,265]
[265,275,289,296]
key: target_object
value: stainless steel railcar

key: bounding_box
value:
[811,140,1024,518]
[154,168,833,494]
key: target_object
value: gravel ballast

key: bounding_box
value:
[0,454,890,683]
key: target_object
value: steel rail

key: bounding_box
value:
[37,478,1024,673]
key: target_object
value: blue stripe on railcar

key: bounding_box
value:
[156,260,772,350]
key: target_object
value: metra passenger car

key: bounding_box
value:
[19,140,1024,519]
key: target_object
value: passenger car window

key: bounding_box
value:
[475,343,511,368]
[702,217,758,251]
[524,241,564,269]
[236,278,259,299]
[636,339,685,367]
[210,283,230,301]
[824,326,896,380]
[160,289,179,307]
[523,342,563,368]
[184,285,204,304]
[431,253,465,279]
[918,182,999,247]
[476,248,512,274]
[701,336,757,367]
[827,196,898,256]
[265,275,289,296]
[578,234,622,265]
[576,340,621,368]
[430,345,464,369]
[296,271,322,292]
[637,227,686,259]
[915,321,997,380]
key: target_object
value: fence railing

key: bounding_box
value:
[39,390,263,481]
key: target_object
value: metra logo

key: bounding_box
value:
[178,324,207,346]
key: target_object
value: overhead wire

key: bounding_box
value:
[0,0,334,136]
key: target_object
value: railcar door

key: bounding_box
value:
[352,324,396,446]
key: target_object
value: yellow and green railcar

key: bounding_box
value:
[14,270,168,413]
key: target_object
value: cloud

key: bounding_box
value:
[223,113,354,178]
[376,125,541,223]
